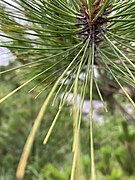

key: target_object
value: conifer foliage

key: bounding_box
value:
[0,0,135,179]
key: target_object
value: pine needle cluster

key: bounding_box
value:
[0,0,135,179]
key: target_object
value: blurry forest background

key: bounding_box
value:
[0,62,135,180]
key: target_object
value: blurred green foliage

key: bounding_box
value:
[0,65,135,180]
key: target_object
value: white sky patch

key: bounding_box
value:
[0,31,13,43]
[24,30,38,40]
[0,30,15,66]
[94,67,100,78]
[1,0,28,26]
[0,47,16,66]
[131,42,135,47]
[0,0,18,7]
[110,10,116,16]
[0,1,27,66]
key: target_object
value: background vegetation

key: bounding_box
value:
[0,64,135,180]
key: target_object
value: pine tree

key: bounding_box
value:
[0,0,135,179]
